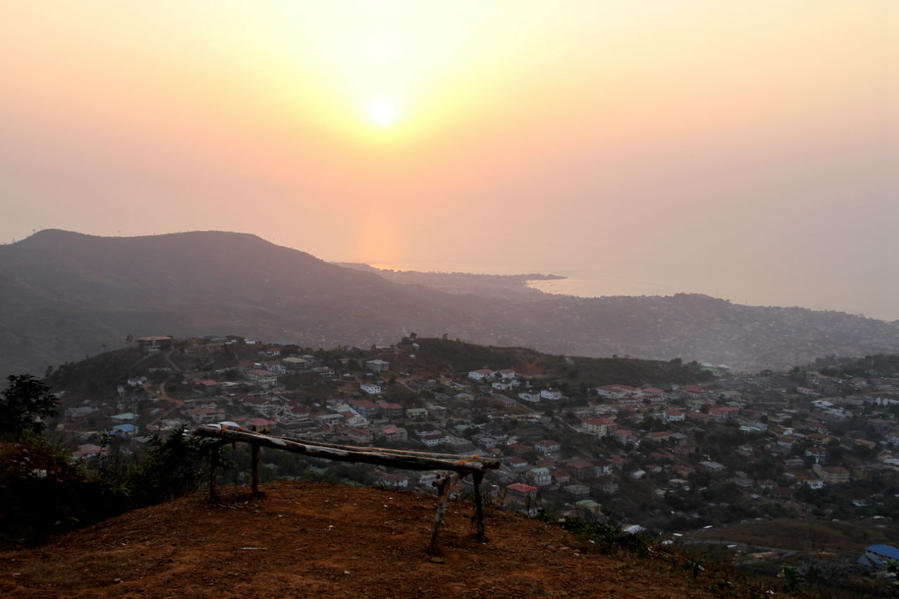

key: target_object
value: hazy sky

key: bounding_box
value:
[2,1,896,319]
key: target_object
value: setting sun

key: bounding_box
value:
[368,96,398,127]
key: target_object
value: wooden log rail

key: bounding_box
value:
[193,425,499,555]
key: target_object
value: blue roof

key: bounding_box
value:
[866,544,899,560]
[111,423,137,434]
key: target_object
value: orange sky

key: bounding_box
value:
[1,1,897,319]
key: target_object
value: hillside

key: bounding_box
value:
[0,481,765,599]
[2,229,899,376]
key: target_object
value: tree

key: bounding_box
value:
[0,374,58,438]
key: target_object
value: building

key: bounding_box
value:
[468,369,494,381]
[583,417,614,437]
[360,383,382,395]
[528,467,552,487]
[366,359,390,373]
[534,439,560,455]
[858,544,899,570]
[135,336,173,353]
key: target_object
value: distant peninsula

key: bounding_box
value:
[334,263,564,302]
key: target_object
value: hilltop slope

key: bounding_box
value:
[0,482,757,599]
[2,229,898,375]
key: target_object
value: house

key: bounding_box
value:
[528,467,552,487]
[540,389,563,401]
[663,409,685,423]
[360,383,382,395]
[136,336,172,353]
[709,407,739,422]
[595,476,619,494]
[558,480,588,496]
[346,428,373,444]
[419,431,445,447]
[504,456,530,472]
[264,361,287,375]
[506,482,538,499]
[575,499,602,516]
[282,357,308,370]
[858,545,899,570]
[405,407,428,420]
[534,439,560,455]
[111,423,137,436]
[339,411,368,427]
[468,369,494,381]
[642,387,666,402]
[350,399,380,417]
[595,385,636,400]
[518,392,540,403]
[497,369,517,380]
[814,464,850,484]
[379,424,408,441]
[375,468,408,488]
[567,459,595,481]
[247,369,278,386]
[317,413,344,428]
[366,359,390,373]
[376,401,404,419]
[583,417,614,437]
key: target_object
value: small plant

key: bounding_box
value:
[779,565,800,593]
[685,556,705,579]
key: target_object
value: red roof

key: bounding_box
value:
[506,483,537,493]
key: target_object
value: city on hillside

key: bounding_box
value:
[45,335,899,581]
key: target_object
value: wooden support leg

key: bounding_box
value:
[208,445,219,503]
[427,476,452,557]
[473,471,485,542]
[251,443,262,496]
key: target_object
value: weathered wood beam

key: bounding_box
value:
[284,436,488,461]
[473,470,485,542]
[194,426,499,474]
[427,474,455,556]
[251,443,261,496]
[208,444,219,502]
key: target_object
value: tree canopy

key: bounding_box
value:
[0,374,58,438]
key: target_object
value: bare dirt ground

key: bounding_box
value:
[0,482,764,598]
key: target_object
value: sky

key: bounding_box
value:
[1,1,897,319]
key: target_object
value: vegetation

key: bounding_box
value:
[0,374,58,438]
[0,372,214,546]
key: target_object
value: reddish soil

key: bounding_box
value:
[0,482,761,598]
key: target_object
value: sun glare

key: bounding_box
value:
[369,96,398,127]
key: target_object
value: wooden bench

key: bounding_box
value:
[193,425,500,555]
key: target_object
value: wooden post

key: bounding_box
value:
[251,443,261,496]
[208,444,219,502]
[427,475,452,556]
[473,471,485,542]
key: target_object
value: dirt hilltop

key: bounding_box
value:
[1,481,763,598]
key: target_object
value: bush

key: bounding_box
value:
[0,375,58,438]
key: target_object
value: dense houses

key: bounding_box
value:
[55,336,899,540]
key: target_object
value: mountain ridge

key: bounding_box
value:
[2,229,898,376]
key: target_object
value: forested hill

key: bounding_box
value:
[2,229,898,376]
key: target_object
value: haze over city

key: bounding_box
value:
[2,1,896,319]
